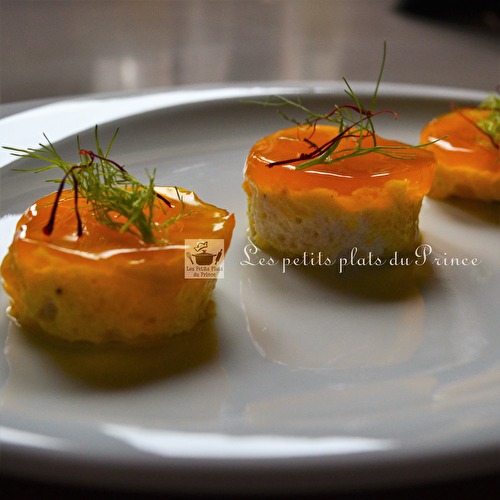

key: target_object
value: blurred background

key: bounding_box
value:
[1,0,499,104]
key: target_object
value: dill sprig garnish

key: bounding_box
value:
[452,93,500,152]
[3,126,186,244]
[477,94,500,149]
[247,43,441,170]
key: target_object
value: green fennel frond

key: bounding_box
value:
[478,94,500,147]
[3,126,186,244]
[245,42,442,170]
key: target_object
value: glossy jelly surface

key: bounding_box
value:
[245,125,436,197]
[12,186,234,261]
[421,108,499,172]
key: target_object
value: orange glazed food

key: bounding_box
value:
[243,124,437,259]
[1,186,235,344]
[420,107,500,201]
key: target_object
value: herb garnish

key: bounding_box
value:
[4,127,187,244]
[451,93,500,152]
[247,43,441,170]
[477,94,500,149]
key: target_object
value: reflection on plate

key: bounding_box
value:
[0,83,499,493]
[241,254,428,370]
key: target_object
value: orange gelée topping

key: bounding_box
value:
[244,125,436,196]
[12,186,234,262]
[420,108,499,172]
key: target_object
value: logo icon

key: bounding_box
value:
[185,239,225,279]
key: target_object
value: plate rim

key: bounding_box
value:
[0,82,498,493]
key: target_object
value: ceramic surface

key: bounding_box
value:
[0,83,498,493]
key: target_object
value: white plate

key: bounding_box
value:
[0,83,499,494]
